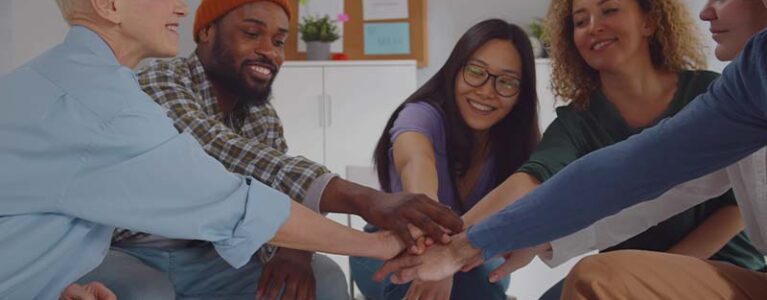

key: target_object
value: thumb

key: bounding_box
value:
[488,255,527,283]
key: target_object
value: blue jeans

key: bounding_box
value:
[79,243,349,300]
[350,256,510,300]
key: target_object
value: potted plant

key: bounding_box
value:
[528,17,549,58]
[299,14,341,60]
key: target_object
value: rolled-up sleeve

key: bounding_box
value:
[59,99,290,268]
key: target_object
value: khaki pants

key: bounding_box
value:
[562,250,767,300]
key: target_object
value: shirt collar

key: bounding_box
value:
[66,26,121,66]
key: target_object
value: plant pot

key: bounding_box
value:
[529,36,544,58]
[306,41,331,61]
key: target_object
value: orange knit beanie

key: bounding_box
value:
[193,0,292,42]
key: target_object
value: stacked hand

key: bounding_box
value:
[373,232,481,284]
[362,192,464,254]
[373,230,551,286]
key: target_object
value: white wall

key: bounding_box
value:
[4,0,68,74]
[418,0,551,84]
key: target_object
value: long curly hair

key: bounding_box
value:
[545,0,708,109]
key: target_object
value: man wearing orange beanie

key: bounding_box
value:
[78,1,463,299]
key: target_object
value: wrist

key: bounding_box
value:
[320,177,370,216]
[452,233,482,265]
[276,248,313,263]
[371,231,403,260]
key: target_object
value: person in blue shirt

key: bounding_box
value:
[0,1,461,298]
[374,0,767,298]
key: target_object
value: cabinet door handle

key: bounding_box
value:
[318,95,325,127]
[325,95,333,127]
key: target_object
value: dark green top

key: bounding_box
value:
[518,70,766,270]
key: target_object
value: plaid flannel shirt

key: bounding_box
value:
[138,54,330,202]
[112,55,331,257]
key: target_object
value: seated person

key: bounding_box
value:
[351,19,540,300]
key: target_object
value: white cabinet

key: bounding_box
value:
[271,60,417,297]
[271,60,417,175]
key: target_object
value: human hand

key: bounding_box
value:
[59,282,116,300]
[363,191,463,253]
[486,244,550,283]
[256,248,316,300]
[403,277,453,300]
[373,232,481,284]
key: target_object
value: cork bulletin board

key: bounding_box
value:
[286,0,428,68]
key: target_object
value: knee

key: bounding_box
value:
[106,279,175,300]
[563,251,636,300]
[312,255,349,300]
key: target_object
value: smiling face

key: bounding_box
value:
[198,1,289,103]
[571,0,655,72]
[118,0,188,58]
[454,39,522,134]
[699,0,767,61]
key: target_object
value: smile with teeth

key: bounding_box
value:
[591,38,617,51]
[248,65,273,77]
[166,24,178,33]
[468,99,495,112]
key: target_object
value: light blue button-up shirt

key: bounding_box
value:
[0,26,290,298]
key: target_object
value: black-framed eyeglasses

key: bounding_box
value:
[462,64,521,97]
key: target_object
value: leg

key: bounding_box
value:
[450,257,509,300]
[563,250,767,300]
[171,243,347,300]
[312,254,350,300]
[350,256,386,300]
[77,248,175,300]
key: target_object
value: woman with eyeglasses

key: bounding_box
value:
[349,19,540,300]
[453,0,766,299]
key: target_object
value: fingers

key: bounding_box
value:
[418,199,464,234]
[488,255,526,283]
[373,254,421,282]
[407,210,452,245]
[390,268,419,284]
[60,284,95,300]
[82,282,116,300]
[255,264,273,299]
[264,272,286,300]
[392,222,418,254]
[404,283,420,300]
[298,277,315,300]
[460,255,483,272]
[282,275,298,300]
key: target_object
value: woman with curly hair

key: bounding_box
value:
[454,0,766,298]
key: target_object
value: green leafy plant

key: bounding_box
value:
[299,15,341,43]
[528,17,548,43]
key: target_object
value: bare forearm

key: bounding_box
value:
[400,160,439,201]
[667,205,744,259]
[462,172,540,226]
[270,201,402,259]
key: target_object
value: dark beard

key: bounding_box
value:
[207,30,276,108]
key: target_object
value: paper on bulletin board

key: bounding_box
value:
[364,22,410,55]
[363,0,409,21]
[298,0,344,53]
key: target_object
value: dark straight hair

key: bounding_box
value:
[373,19,541,201]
